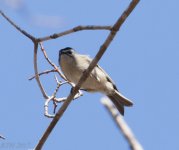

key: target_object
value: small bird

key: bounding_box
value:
[58,47,133,115]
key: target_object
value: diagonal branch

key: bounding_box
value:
[101,98,143,150]
[34,0,139,149]
[39,43,67,81]
[0,10,35,42]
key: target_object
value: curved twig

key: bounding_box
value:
[37,25,112,42]
[33,43,48,99]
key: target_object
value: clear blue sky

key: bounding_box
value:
[0,0,179,150]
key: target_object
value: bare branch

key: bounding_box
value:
[50,76,67,115]
[53,100,58,114]
[101,98,143,150]
[37,25,112,42]
[33,43,48,99]
[0,10,35,42]
[44,96,55,118]
[43,76,62,118]
[53,75,63,97]
[34,1,139,149]
[28,69,57,81]
[43,75,82,117]
[39,42,67,81]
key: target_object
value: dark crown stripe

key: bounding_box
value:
[61,47,72,51]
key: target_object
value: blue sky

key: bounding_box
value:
[0,0,179,150]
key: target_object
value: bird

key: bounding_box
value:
[58,47,133,115]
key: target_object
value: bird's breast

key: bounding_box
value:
[60,55,83,84]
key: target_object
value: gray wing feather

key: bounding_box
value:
[96,65,118,91]
[80,54,117,90]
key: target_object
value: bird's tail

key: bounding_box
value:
[107,90,133,115]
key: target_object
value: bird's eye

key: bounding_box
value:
[66,51,72,55]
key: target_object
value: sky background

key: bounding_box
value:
[0,0,179,150]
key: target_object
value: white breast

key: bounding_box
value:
[60,54,82,84]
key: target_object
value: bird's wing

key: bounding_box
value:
[80,55,101,81]
[81,54,118,90]
[96,64,118,91]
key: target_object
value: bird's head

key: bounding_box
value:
[59,47,76,57]
[59,47,76,63]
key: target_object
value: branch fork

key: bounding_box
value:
[43,75,83,118]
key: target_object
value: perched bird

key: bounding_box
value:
[58,47,133,115]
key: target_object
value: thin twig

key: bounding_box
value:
[101,98,143,150]
[44,96,55,118]
[37,25,112,42]
[29,69,57,81]
[34,1,139,149]
[53,100,58,114]
[0,10,35,42]
[44,76,62,118]
[43,75,79,117]
[39,42,67,81]
[53,75,63,97]
[51,76,67,115]
[33,43,48,99]
[44,77,82,117]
